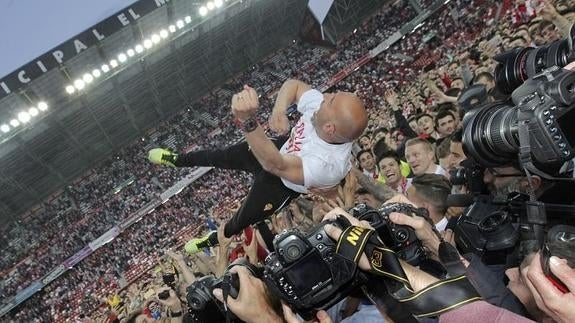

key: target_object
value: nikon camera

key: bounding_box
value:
[263,217,367,320]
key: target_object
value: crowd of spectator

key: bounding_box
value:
[2,0,575,321]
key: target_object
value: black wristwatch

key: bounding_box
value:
[238,116,259,133]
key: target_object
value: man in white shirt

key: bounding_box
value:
[148,79,368,246]
[357,149,379,180]
[405,138,446,177]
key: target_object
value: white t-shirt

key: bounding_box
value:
[279,89,352,193]
[434,164,447,176]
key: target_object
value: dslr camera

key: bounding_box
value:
[453,193,525,265]
[186,259,258,323]
[263,217,367,319]
[463,65,575,176]
[350,203,426,265]
[494,23,575,94]
[466,24,575,175]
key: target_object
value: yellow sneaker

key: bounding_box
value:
[148,148,178,167]
[184,231,219,253]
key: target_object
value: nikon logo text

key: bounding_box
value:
[346,226,366,246]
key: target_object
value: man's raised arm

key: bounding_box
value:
[269,79,312,135]
[233,85,305,185]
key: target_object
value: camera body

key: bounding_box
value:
[454,194,523,264]
[449,159,487,195]
[350,203,426,265]
[186,274,240,323]
[263,218,367,319]
[514,67,575,165]
[463,66,575,172]
[186,259,257,323]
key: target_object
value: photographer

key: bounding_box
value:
[405,174,452,231]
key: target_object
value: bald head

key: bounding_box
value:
[331,92,368,142]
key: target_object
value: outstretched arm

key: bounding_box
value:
[351,168,398,202]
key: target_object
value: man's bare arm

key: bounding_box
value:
[351,168,398,202]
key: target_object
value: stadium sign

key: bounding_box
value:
[0,0,170,100]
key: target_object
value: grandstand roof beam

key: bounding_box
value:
[78,96,116,149]
[14,136,68,187]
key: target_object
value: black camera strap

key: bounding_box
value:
[336,225,482,318]
[336,226,413,296]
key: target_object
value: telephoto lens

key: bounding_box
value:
[494,24,574,94]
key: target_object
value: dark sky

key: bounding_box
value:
[0,0,138,78]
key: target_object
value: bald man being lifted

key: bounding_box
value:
[149,79,368,250]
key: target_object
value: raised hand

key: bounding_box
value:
[269,112,290,135]
[232,85,260,122]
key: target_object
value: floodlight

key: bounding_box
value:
[38,102,48,111]
[160,30,169,39]
[92,69,101,78]
[74,79,85,90]
[185,16,192,24]
[18,111,31,123]
[66,85,75,94]
[151,34,161,44]
[10,119,19,127]
[101,64,110,73]
[143,39,153,49]
[169,25,177,33]
[199,7,208,16]
[135,44,144,53]
[207,2,215,10]
[118,53,127,63]
[83,73,94,83]
[0,124,9,133]
[29,107,38,116]
[215,0,223,8]
[127,49,135,57]
[110,59,119,68]
[176,20,185,29]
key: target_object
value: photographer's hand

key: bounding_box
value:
[322,208,439,292]
[523,253,575,323]
[388,212,442,260]
[282,302,333,323]
[213,266,283,323]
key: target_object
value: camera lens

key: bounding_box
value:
[494,38,571,94]
[449,168,467,185]
[494,48,532,95]
[462,102,519,167]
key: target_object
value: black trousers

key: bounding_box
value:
[175,137,301,238]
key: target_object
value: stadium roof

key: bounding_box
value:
[0,0,308,224]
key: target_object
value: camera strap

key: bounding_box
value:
[336,225,482,318]
[438,241,467,277]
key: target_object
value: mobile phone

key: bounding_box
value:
[540,225,575,293]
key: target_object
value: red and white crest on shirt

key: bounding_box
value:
[286,120,305,153]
